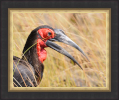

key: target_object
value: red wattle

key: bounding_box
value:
[37,39,47,63]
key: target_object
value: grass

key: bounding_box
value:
[13,13,106,87]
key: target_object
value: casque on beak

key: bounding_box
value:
[46,29,89,70]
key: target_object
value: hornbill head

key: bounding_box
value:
[24,25,89,70]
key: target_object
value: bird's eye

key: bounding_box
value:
[48,32,52,36]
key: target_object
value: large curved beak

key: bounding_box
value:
[46,29,89,70]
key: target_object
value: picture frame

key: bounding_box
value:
[1,0,118,99]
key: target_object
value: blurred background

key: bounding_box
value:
[13,13,106,87]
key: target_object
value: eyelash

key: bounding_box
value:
[48,32,52,36]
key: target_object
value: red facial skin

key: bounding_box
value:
[36,28,55,63]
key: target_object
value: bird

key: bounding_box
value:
[13,25,89,87]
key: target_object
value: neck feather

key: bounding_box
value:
[22,38,46,81]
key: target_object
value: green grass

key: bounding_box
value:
[13,13,106,87]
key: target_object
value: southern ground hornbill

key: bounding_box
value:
[13,25,89,87]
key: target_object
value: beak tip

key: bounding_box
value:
[77,63,83,70]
